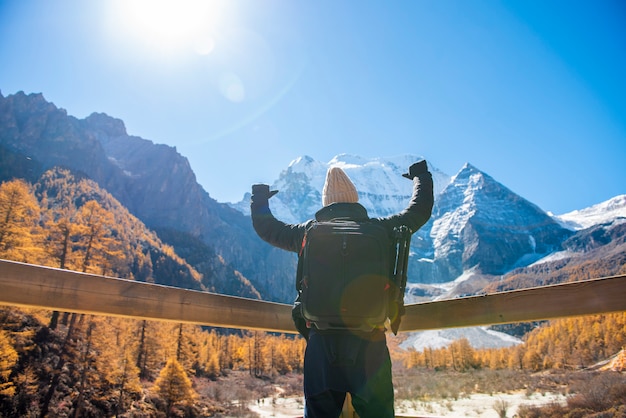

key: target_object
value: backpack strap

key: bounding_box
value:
[389,225,412,334]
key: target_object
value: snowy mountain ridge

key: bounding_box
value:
[554,194,626,230]
[230,154,625,351]
[235,155,625,233]
[233,153,452,223]
[233,155,622,286]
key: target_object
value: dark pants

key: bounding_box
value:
[303,329,394,418]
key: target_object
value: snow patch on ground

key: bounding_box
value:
[396,390,567,417]
[400,327,522,351]
[248,390,567,417]
[529,250,575,267]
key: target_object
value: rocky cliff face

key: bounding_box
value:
[0,91,290,302]
[483,218,626,294]
[1,92,211,234]
[84,111,215,234]
[0,92,116,185]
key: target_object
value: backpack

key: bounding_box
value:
[298,219,410,332]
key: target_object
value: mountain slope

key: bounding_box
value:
[485,218,626,293]
[418,163,573,283]
[0,91,286,301]
[241,156,574,286]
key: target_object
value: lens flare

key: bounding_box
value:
[110,0,223,53]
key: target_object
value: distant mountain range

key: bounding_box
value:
[232,153,624,290]
[2,90,625,350]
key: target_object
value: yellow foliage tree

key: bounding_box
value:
[93,317,142,415]
[74,200,121,274]
[153,357,197,417]
[0,329,18,397]
[0,179,43,263]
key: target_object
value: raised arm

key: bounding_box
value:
[250,184,307,253]
[379,160,434,233]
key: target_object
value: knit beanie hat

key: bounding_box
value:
[322,167,359,207]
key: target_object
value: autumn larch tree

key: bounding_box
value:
[153,357,197,417]
[0,330,18,397]
[0,179,42,262]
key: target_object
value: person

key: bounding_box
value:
[250,160,434,418]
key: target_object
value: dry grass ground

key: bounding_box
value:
[188,368,626,417]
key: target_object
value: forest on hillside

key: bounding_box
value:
[0,167,261,299]
[1,173,626,417]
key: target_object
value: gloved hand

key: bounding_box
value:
[402,160,428,180]
[251,184,278,203]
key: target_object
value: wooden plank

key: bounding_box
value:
[399,275,626,332]
[1,259,625,333]
[0,259,297,333]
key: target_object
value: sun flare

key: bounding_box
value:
[110,0,224,54]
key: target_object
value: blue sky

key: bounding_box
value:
[1,0,624,215]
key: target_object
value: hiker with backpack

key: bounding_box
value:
[250,160,434,418]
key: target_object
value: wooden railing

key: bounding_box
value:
[1,258,626,418]
[0,259,295,332]
[1,259,625,333]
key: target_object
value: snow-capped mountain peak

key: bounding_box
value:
[417,162,572,283]
[229,154,624,351]
[232,155,621,288]
[554,194,626,230]
[234,154,451,223]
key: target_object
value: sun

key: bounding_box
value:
[109,0,224,55]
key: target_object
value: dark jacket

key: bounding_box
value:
[251,167,434,336]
